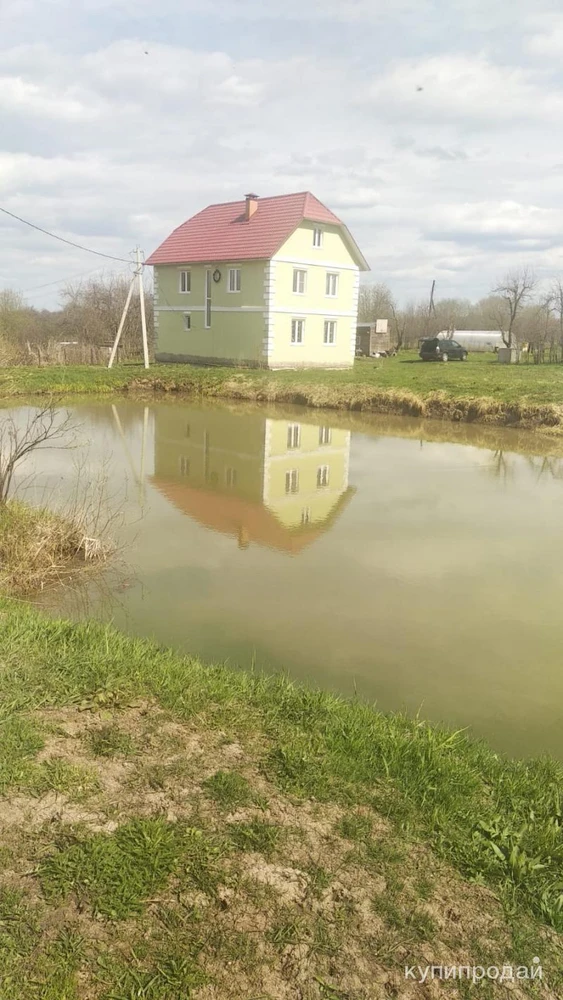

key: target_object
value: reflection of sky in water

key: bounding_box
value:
[10,398,563,760]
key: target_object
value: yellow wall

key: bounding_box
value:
[277,221,359,267]
[266,222,360,369]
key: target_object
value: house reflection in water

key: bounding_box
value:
[151,406,355,554]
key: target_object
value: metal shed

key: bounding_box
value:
[437,330,504,352]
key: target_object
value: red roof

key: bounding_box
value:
[146,191,368,268]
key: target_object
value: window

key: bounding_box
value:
[317,465,330,488]
[285,469,299,494]
[287,424,301,449]
[326,272,339,297]
[228,268,241,292]
[301,507,311,524]
[293,269,307,294]
[324,320,336,344]
[183,313,191,331]
[225,467,237,487]
[205,269,211,328]
[319,426,332,445]
[179,456,190,476]
[313,228,323,248]
[179,270,191,293]
[186,423,191,438]
[291,319,304,344]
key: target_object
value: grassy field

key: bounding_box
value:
[2,353,563,430]
[1,352,562,404]
[0,599,562,998]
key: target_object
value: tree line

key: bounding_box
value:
[2,266,563,365]
[359,268,563,360]
[0,274,153,365]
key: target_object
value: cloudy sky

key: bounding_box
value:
[2,0,563,307]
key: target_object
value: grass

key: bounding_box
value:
[3,353,563,429]
[202,769,254,809]
[0,600,562,997]
[84,723,136,758]
[39,817,186,919]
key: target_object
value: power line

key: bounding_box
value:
[22,263,131,297]
[0,206,134,264]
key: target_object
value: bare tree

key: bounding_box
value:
[0,404,73,504]
[358,283,394,323]
[490,268,536,348]
[550,278,563,361]
[390,302,407,350]
[59,273,153,357]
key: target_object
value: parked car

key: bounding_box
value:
[419,338,468,362]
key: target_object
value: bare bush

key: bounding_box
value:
[0,403,74,504]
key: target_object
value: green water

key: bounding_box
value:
[13,397,563,760]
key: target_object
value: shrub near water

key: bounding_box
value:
[0,500,97,594]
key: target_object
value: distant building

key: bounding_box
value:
[437,330,504,352]
[356,319,392,356]
[146,192,369,370]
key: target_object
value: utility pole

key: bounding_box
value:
[424,279,436,337]
[108,246,149,369]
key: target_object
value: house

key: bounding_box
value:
[356,320,392,356]
[146,192,369,369]
[150,404,355,554]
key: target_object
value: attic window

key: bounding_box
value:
[313,228,323,248]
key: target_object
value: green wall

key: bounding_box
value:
[154,260,267,365]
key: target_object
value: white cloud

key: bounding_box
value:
[2,0,563,306]
[363,53,563,125]
[0,76,102,121]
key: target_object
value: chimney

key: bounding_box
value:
[245,193,259,220]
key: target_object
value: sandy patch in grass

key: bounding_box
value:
[0,702,560,1000]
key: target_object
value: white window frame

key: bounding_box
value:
[183,313,191,331]
[317,465,330,489]
[323,320,337,345]
[319,426,332,446]
[325,272,339,297]
[225,467,237,487]
[292,268,307,294]
[285,469,299,494]
[228,267,241,293]
[291,318,305,345]
[313,228,323,248]
[287,423,301,449]
[179,270,191,294]
[179,456,190,476]
[301,507,311,524]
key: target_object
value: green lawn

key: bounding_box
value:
[0,600,562,998]
[2,353,563,408]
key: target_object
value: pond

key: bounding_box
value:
[11,397,563,760]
